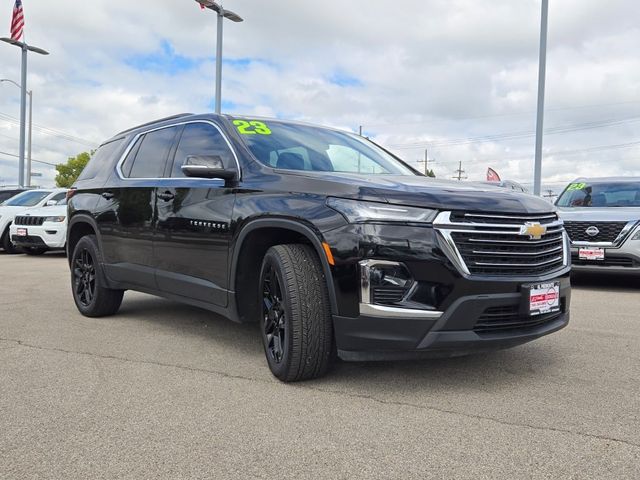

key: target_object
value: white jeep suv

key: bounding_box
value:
[0,189,68,254]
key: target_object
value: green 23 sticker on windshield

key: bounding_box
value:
[233,120,272,135]
[566,182,587,191]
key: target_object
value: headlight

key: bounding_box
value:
[327,197,437,224]
[44,216,66,223]
[631,226,640,241]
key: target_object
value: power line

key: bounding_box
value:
[420,140,640,167]
[0,149,57,167]
[0,111,98,148]
[389,115,640,150]
[362,99,640,129]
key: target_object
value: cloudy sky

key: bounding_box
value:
[0,0,638,192]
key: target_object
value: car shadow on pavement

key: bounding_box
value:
[571,272,640,292]
[117,293,263,359]
[116,292,563,390]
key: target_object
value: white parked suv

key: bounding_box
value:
[0,189,68,254]
[9,199,68,255]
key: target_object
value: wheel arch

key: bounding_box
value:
[230,218,338,323]
[67,214,102,266]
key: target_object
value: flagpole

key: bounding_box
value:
[17,43,27,187]
[1,1,48,188]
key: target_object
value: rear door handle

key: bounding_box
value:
[101,191,114,200]
[157,191,175,201]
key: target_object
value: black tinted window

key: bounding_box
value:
[126,127,178,178]
[50,192,67,203]
[77,139,124,182]
[120,137,142,178]
[171,123,235,177]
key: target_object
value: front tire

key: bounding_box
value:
[71,235,124,317]
[259,244,334,382]
[1,227,18,254]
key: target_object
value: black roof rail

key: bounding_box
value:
[116,113,194,136]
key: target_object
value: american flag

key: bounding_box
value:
[10,0,24,42]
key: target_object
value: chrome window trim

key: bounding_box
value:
[115,120,242,181]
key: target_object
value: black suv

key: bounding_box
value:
[67,113,571,381]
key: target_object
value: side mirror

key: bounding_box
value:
[181,155,238,183]
[46,200,58,206]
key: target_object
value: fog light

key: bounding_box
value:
[359,260,414,305]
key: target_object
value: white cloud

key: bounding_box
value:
[0,0,638,190]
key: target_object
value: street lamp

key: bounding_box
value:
[195,0,244,114]
[533,0,549,196]
[0,78,33,186]
[0,37,49,188]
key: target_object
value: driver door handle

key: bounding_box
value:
[157,191,175,202]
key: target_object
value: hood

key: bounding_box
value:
[286,173,555,214]
[17,204,67,218]
[558,206,640,223]
[0,205,30,218]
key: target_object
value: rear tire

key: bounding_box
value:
[71,235,124,317]
[259,244,334,382]
[1,226,18,254]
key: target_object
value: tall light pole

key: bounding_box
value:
[195,0,243,114]
[0,37,48,188]
[533,0,549,196]
[0,78,33,186]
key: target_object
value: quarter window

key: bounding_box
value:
[123,126,179,179]
[170,123,235,178]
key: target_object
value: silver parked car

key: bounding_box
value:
[556,177,640,274]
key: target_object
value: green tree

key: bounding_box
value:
[55,152,91,188]
[426,169,436,178]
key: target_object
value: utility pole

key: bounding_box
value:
[533,0,549,196]
[452,161,467,181]
[417,148,433,176]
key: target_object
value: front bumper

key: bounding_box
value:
[570,244,640,274]
[10,223,67,250]
[334,279,570,360]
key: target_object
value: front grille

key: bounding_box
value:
[571,254,637,268]
[564,221,627,243]
[438,212,567,276]
[14,215,45,226]
[474,301,565,334]
[450,212,558,225]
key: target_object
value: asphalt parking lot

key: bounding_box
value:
[1,253,639,479]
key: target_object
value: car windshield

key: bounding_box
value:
[234,119,415,176]
[556,181,640,207]
[2,190,50,207]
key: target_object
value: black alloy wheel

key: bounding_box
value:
[70,235,124,317]
[259,244,334,382]
[262,263,288,365]
[73,247,96,307]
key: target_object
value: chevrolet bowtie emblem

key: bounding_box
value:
[520,222,547,240]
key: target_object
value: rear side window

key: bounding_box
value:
[170,123,235,178]
[123,126,179,179]
[77,139,124,181]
